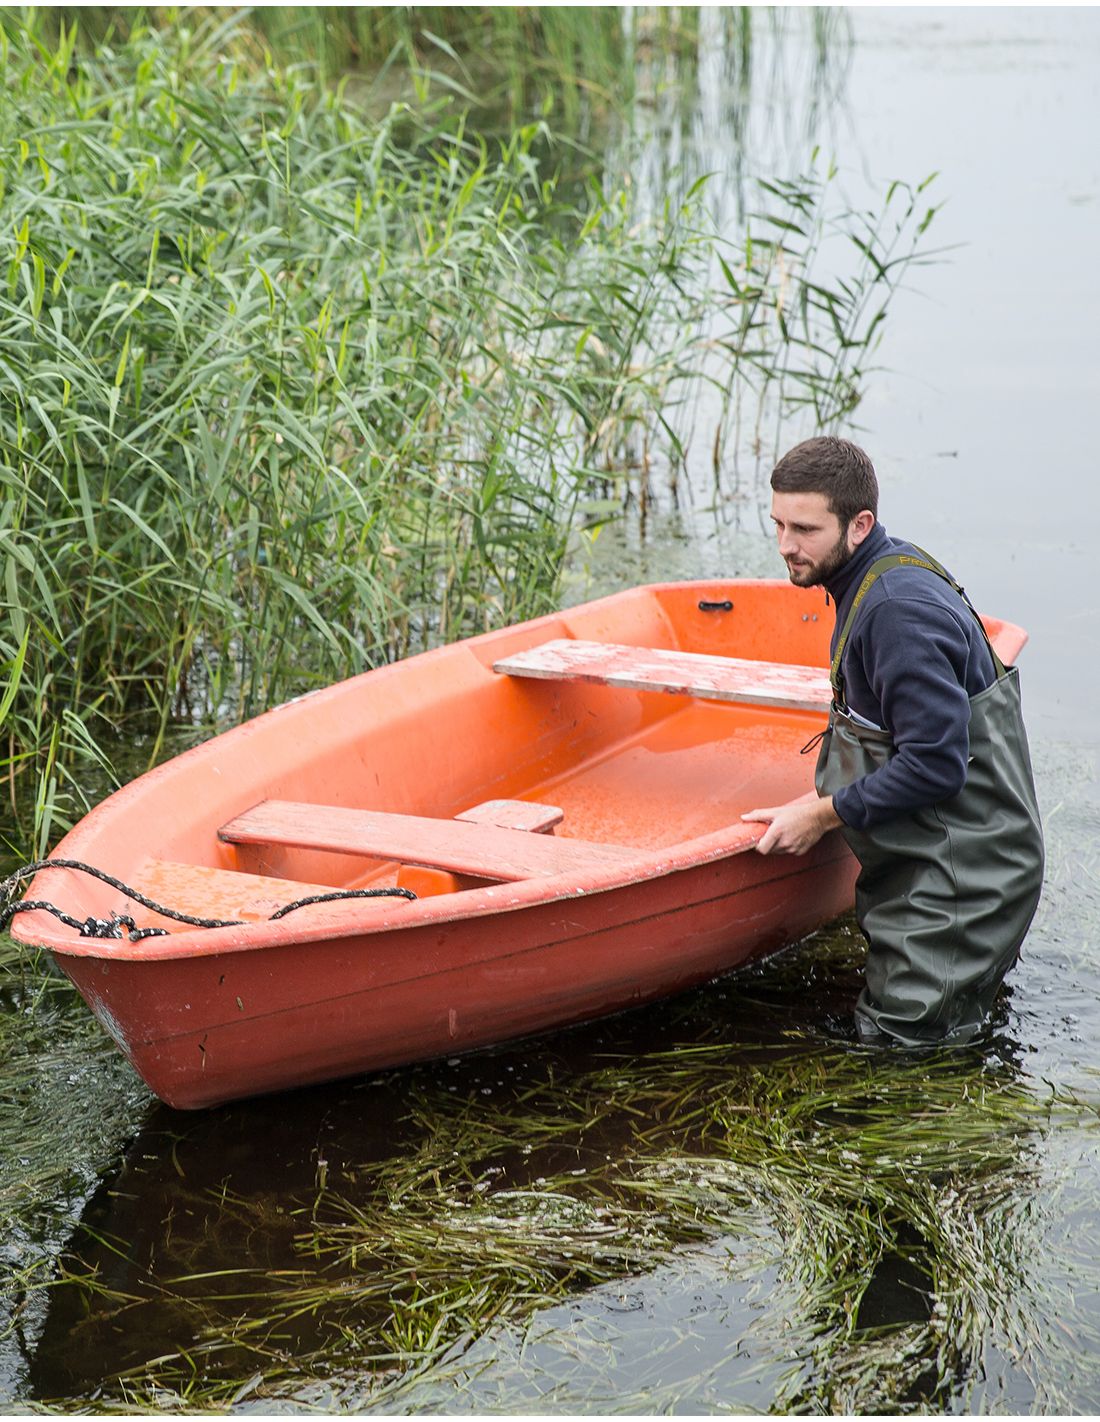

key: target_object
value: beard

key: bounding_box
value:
[784,527,854,588]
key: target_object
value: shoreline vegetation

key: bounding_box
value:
[0,7,937,855]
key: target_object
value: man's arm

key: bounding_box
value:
[743,595,982,854]
[831,597,976,829]
[741,791,841,855]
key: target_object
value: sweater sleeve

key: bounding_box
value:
[831,596,974,830]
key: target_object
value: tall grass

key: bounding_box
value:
[42,6,632,123]
[0,12,687,850]
[0,11,937,854]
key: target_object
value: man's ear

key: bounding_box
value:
[849,510,875,546]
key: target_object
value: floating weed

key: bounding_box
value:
[0,10,1045,1413]
[17,976,1099,1414]
[8,911,1098,1411]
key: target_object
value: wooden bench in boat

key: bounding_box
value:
[493,639,832,711]
[218,799,631,882]
[454,799,563,834]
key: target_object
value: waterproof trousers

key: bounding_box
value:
[815,667,1044,1045]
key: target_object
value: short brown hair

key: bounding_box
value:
[771,436,879,524]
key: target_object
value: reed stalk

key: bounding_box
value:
[0,9,936,852]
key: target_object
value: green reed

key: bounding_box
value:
[40,5,632,124]
[0,11,673,849]
[0,10,937,854]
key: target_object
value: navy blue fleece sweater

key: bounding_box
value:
[823,523,996,831]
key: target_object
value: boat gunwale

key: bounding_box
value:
[17,815,781,962]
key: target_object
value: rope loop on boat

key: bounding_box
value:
[0,857,417,943]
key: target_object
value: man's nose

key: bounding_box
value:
[777,530,796,555]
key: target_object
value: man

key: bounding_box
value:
[742,436,1044,1045]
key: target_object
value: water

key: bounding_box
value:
[4,7,1100,1413]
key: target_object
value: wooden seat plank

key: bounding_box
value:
[219,801,632,882]
[493,638,831,711]
[455,799,563,834]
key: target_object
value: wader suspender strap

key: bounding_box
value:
[830,547,1008,711]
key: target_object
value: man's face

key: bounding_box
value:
[770,492,856,588]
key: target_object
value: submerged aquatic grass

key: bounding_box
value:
[14,923,1100,1414]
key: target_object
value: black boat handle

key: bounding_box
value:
[698,599,733,612]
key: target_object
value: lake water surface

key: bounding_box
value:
[3,8,1100,1414]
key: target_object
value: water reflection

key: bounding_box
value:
[26,1085,401,1401]
[617,8,851,220]
[24,922,1050,1413]
[854,1217,935,1334]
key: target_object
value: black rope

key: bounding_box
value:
[0,857,417,943]
[268,889,415,919]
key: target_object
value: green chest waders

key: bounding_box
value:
[813,551,1045,1045]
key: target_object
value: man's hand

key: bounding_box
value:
[741,792,841,855]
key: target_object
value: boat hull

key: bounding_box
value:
[11,579,1027,1108]
[61,838,855,1108]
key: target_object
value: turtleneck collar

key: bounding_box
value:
[823,521,890,605]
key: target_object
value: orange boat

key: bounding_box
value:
[9,581,1027,1109]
